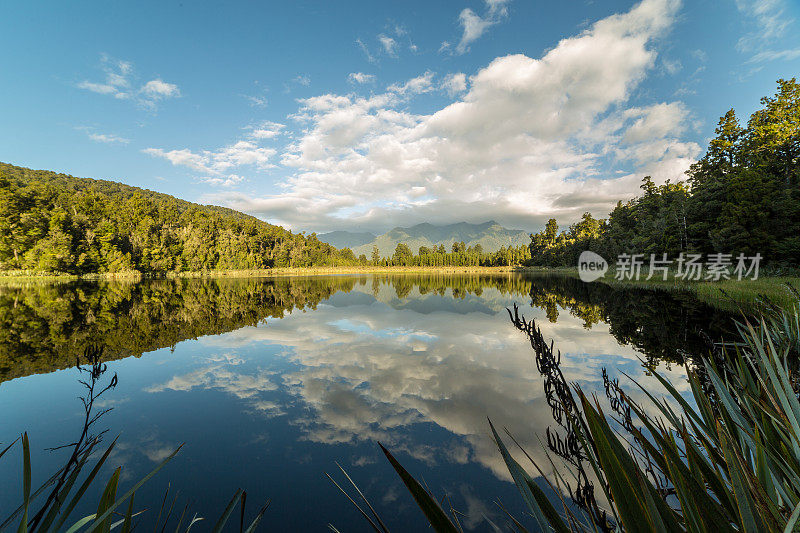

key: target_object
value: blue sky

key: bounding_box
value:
[1,0,799,234]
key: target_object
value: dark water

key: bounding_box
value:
[0,274,734,531]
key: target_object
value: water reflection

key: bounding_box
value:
[0,274,734,530]
[0,274,731,384]
[1,346,119,531]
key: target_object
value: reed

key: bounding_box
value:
[0,346,268,533]
[337,296,800,532]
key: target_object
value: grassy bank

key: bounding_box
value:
[518,266,800,310]
[166,265,519,278]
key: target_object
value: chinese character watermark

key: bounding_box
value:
[578,251,608,282]
[577,252,761,282]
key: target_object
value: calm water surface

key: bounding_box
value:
[0,274,734,531]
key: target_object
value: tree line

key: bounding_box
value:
[529,78,799,267]
[368,241,532,267]
[0,163,361,274]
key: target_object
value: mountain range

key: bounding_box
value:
[320,221,531,257]
[315,230,377,249]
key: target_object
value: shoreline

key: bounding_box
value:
[517,266,800,310]
[1,266,797,310]
[0,266,522,286]
[0,265,520,281]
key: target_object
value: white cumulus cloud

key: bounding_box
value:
[205,0,695,232]
[441,73,468,96]
[144,138,277,187]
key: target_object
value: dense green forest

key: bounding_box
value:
[0,163,362,274]
[529,78,800,267]
[375,241,531,267]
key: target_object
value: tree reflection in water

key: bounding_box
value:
[0,274,734,385]
[0,273,740,530]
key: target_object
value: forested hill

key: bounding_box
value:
[0,162,360,274]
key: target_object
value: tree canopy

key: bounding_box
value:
[0,163,363,274]
[529,78,800,267]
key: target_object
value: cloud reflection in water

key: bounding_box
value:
[147,281,692,486]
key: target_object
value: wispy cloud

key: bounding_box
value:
[387,71,435,95]
[75,126,130,144]
[441,73,468,96]
[284,74,311,93]
[88,132,130,144]
[735,0,797,63]
[660,58,682,75]
[141,79,180,99]
[348,72,376,84]
[76,56,132,99]
[247,121,285,140]
[357,25,413,63]
[378,34,398,56]
[144,136,277,187]
[356,38,377,63]
[77,54,180,110]
[747,47,800,63]
[242,94,269,108]
[451,0,511,54]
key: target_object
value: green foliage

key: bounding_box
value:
[530,78,800,267]
[0,163,363,275]
[392,243,413,266]
[373,242,530,267]
[364,297,800,532]
[0,273,744,384]
[530,211,605,266]
[685,79,800,260]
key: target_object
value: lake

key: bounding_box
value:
[0,274,735,531]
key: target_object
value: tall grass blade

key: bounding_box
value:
[16,433,31,533]
[84,444,183,533]
[487,421,570,533]
[210,489,243,533]
[379,443,459,533]
[95,467,121,533]
[53,438,120,532]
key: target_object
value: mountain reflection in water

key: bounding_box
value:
[0,274,733,530]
